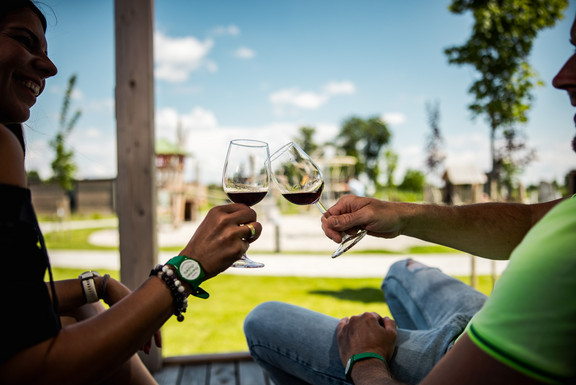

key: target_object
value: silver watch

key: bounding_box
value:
[79,271,101,303]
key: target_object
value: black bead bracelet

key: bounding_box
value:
[150,264,188,322]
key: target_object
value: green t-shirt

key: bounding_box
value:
[467,197,576,384]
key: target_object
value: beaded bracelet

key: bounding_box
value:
[150,264,188,322]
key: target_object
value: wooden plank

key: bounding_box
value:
[154,365,181,385]
[237,360,268,385]
[209,362,236,385]
[164,352,253,365]
[180,363,209,385]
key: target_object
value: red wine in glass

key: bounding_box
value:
[269,142,366,258]
[226,191,268,207]
[281,183,324,205]
[222,139,270,268]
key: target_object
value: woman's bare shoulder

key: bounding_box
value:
[0,124,27,187]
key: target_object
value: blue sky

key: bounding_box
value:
[26,0,576,189]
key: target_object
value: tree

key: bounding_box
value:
[399,169,426,193]
[445,0,567,194]
[496,128,537,195]
[383,147,398,188]
[424,100,445,186]
[294,126,319,155]
[26,170,43,184]
[337,116,391,188]
[50,74,81,193]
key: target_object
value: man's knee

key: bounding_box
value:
[244,301,284,339]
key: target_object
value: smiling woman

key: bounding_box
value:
[0,2,56,126]
[0,1,266,384]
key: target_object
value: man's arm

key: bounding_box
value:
[323,196,564,260]
[419,334,545,385]
[338,314,546,385]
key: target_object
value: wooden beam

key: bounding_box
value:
[115,0,161,371]
[115,0,157,289]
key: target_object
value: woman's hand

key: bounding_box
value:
[178,203,261,279]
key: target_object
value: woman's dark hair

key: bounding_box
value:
[1,1,48,153]
[0,0,47,31]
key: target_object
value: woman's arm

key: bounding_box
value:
[0,203,259,385]
[0,124,26,187]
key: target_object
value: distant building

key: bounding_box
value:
[317,155,358,205]
[442,164,487,204]
[29,137,207,224]
[155,138,206,227]
[29,178,116,216]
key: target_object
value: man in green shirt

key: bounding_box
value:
[245,12,576,385]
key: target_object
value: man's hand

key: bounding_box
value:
[338,312,402,384]
[337,312,397,365]
[322,196,408,243]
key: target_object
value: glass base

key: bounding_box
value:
[232,255,265,268]
[331,229,367,258]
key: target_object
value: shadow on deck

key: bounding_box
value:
[153,352,277,385]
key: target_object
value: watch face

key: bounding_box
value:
[179,259,201,281]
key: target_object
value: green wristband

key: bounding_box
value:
[344,352,388,381]
[166,255,209,299]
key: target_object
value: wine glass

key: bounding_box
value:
[268,142,366,258]
[222,139,270,268]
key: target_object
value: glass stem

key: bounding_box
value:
[315,201,327,214]
[316,200,355,242]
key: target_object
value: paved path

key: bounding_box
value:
[45,214,509,277]
[48,250,509,278]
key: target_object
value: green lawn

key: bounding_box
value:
[51,267,494,357]
[43,226,462,255]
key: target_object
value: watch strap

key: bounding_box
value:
[166,255,209,299]
[79,271,101,303]
[345,352,387,381]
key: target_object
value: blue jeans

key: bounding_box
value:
[244,259,487,385]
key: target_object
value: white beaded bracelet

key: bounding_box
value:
[150,264,188,322]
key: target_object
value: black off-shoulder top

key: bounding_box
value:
[0,183,61,364]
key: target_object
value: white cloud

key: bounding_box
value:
[270,89,328,110]
[235,47,256,59]
[211,25,240,36]
[269,81,356,116]
[156,106,219,143]
[182,107,219,131]
[71,88,84,100]
[381,112,406,125]
[154,106,332,184]
[323,81,356,95]
[86,98,114,113]
[154,31,215,82]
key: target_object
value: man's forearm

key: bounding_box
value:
[350,360,406,385]
[401,198,562,260]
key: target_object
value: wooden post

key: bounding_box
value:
[115,0,161,371]
[470,254,477,289]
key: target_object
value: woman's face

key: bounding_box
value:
[0,7,57,125]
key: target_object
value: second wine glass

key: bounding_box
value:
[269,142,366,258]
[222,139,270,268]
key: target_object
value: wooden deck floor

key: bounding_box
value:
[153,353,277,385]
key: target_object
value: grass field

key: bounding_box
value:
[51,267,494,357]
